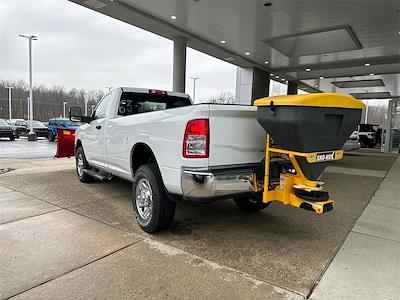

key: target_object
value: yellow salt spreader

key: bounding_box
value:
[253,93,365,214]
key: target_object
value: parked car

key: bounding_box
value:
[70,87,266,233]
[47,117,82,141]
[11,119,28,136]
[16,120,48,138]
[29,120,49,138]
[354,124,379,148]
[0,118,15,140]
[5,119,20,138]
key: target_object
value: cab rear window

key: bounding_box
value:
[118,92,191,116]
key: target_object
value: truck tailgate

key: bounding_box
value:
[208,105,265,167]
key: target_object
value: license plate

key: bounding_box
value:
[316,152,335,162]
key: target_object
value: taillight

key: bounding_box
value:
[183,119,209,158]
[149,89,167,95]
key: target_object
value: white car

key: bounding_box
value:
[71,87,266,233]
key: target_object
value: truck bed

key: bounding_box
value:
[207,104,265,168]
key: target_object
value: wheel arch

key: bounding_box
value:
[75,139,82,150]
[130,143,160,177]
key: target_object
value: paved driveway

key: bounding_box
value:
[0,151,396,299]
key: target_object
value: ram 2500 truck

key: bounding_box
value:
[70,87,266,233]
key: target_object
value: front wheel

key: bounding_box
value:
[132,164,175,233]
[233,195,270,212]
[9,135,15,141]
[75,146,94,183]
[48,131,55,142]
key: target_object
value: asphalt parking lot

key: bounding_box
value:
[0,137,56,159]
[0,141,398,299]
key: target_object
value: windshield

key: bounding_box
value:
[359,124,378,132]
[64,120,82,126]
[28,121,47,128]
[0,119,8,126]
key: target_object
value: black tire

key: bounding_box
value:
[132,164,175,233]
[9,135,15,141]
[75,146,94,183]
[48,131,55,142]
[233,195,270,212]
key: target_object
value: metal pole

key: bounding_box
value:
[28,37,33,134]
[193,79,196,102]
[190,77,199,102]
[84,99,88,116]
[364,102,368,123]
[63,102,68,118]
[19,34,37,140]
[6,86,14,119]
[27,97,30,120]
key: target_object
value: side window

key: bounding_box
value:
[94,94,113,119]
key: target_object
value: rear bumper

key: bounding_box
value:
[181,168,258,199]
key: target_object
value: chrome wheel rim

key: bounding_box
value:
[77,153,84,177]
[135,178,153,220]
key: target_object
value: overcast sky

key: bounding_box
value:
[0,0,237,101]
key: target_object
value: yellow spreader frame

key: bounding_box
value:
[261,134,343,214]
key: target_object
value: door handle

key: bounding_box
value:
[96,125,101,130]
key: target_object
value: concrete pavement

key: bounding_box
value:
[0,150,398,299]
[0,186,300,300]
[310,156,400,300]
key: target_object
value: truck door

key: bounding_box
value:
[82,93,113,168]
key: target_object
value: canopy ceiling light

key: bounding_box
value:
[262,25,362,57]
[350,92,392,99]
[332,79,385,88]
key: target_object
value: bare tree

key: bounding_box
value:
[362,100,388,125]
[0,80,104,121]
[204,91,234,104]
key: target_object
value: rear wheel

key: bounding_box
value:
[75,146,94,183]
[132,164,175,233]
[234,195,270,212]
[9,134,15,141]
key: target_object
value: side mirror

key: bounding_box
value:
[69,106,93,123]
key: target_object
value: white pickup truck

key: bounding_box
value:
[70,87,267,233]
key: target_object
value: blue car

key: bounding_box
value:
[47,118,82,142]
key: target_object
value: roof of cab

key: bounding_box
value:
[254,93,365,109]
[119,87,191,99]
